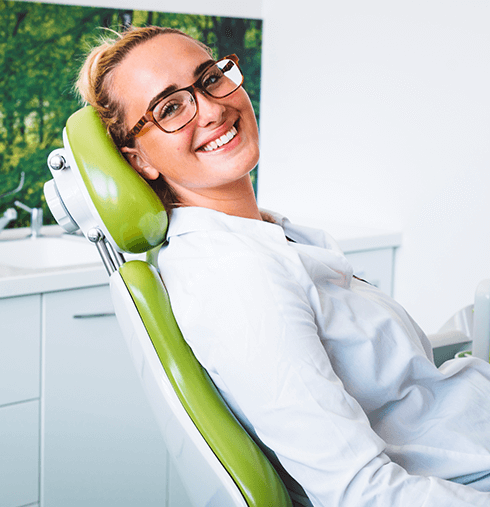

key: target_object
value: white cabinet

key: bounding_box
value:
[42,284,192,507]
[0,295,40,507]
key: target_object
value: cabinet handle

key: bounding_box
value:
[73,312,115,319]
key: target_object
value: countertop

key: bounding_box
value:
[0,221,402,299]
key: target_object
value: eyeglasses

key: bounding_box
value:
[123,54,243,146]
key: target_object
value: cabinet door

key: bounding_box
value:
[0,294,40,406]
[42,285,183,507]
[0,294,40,507]
[0,400,39,507]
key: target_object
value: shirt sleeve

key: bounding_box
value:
[159,233,490,507]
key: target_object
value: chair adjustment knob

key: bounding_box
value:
[48,153,68,171]
[87,228,104,243]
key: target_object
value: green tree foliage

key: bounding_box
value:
[0,1,262,227]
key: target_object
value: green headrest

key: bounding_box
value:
[66,106,168,254]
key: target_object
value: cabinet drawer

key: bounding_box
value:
[0,294,41,406]
[344,248,395,296]
[0,400,39,507]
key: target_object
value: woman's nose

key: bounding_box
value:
[195,91,225,128]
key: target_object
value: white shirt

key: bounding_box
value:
[158,206,490,507]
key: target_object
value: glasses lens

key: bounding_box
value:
[153,90,197,132]
[201,58,243,98]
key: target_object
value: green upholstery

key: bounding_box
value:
[66,107,167,254]
[64,106,293,506]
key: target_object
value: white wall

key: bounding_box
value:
[259,0,490,333]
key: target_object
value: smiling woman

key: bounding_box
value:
[77,26,260,219]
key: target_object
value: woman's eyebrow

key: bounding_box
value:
[147,58,216,111]
[193,58,215,78]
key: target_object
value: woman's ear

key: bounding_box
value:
[120,146,160,181]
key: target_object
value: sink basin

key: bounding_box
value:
[0,235,102,270]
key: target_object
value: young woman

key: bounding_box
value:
[77,26,490,506]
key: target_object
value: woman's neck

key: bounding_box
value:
[175,174,262,220]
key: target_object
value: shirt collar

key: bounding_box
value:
[166,206,352,288]
[166,206,288,244]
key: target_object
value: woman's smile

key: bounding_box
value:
[199,124,238,152]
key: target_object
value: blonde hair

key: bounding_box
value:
[76,26,212,210]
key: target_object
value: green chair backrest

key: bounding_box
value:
[58,106,293,507]
[120,260,292,507]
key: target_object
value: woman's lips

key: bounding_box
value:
[199,125,238,152]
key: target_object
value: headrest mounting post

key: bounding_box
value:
[88,227,124,275]
[107,240,125,269]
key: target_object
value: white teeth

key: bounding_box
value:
[202,126,237,152]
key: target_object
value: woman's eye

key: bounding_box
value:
[203,70,223,90]
[156,101,181,120]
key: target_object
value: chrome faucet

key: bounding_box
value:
[0,172,25,233]
[15,201,43,238]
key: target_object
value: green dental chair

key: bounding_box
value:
[44,106,303,507]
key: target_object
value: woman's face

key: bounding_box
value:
[113,34,260,203]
